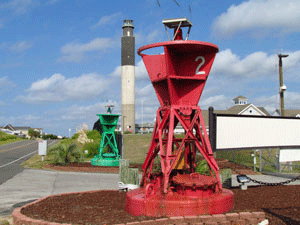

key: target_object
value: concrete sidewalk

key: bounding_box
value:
[0,169,120,216]
[1,168,299,216]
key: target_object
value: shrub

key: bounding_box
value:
[48,141,84,165]
[71,132,79,140]
[82,130,102,157]
[195,160,214,176]
[83,141,99,157]
[0,134,17,141]
[28,128,40,138]
[42,134,57,139]
[86,130,101,140]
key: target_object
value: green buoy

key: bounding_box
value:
[91,105,120,166]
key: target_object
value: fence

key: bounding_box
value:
[216,148,300,174]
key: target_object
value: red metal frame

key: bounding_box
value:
[141,105,222,193]
[138,41,221,193]
[126,40,234,217]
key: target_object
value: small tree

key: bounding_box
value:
[28,128,40,138]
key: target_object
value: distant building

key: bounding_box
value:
[223,96,270,116]
[202,96,270,130]
[0,124,42,138]
[135,123,155,134]
[135,96,271,134]
[273,109,300,117]
[233,96,248,105]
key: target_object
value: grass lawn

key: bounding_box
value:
[123,133,152,164]
[20,132,294,174]
[21,154,54,169]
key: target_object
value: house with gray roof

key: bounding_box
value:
[135,96,271,134]
[1,124,42,138]
[202,96,271,128]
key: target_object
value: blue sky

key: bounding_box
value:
[1,0,300,137]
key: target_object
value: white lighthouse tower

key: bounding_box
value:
[121,19,135,133]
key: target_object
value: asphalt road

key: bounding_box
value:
[0,140,120,216]
[0,140,57,185]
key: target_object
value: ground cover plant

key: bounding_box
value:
[0,131,24,146]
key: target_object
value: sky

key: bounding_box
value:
[1,0,300,137]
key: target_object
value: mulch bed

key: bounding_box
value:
[21,185,300,225]
[20,160,299,224]
[43,163,120,174]
[42,159,257,175]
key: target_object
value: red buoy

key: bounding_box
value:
[126,18,234,217]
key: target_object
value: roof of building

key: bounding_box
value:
[284,109,300,117]
[232,96,248,101]
[257,107,271,116]
[3,124,35,131]
[3,124,15,131]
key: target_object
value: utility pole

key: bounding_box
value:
[278,54,288,117]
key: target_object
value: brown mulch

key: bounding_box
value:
[20,160,299,224]
[21,186,300,225]
[43,163,120,174]
[42,159,257,175]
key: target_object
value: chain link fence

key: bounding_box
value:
[216,148,300,174]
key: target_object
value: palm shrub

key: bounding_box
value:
[48,141,84,165]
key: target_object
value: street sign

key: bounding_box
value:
[38,140,47,156]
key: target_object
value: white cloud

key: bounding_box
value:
[47,0,60,5]
[0,0,38,15]
[135,60,148,80]
[110,60,148,80]
[10,40,32,52]
[60,101,120,121]
[285,92,300,109]
[90,12,122,29]
[0,76,16,92]
[0,76,13,87]
[135,93,159,123]
[15,73,111,103]
[212,49,276,78]
[253,91,300,113]
[135,29,162,45]
[199,95,232,110]
[211,49,300,79]
[212,0,300,37]
[136,84,154,96]
[0,40,33,53]
[0,20,4,29]
[253,95,278,113]
[58,38,117,63]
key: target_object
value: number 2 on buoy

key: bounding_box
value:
[195,56,205,75]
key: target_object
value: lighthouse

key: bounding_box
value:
[121,19,135,133]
